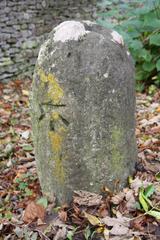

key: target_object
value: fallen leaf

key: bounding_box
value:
[111,192,125,205]
[130,215,147,231]
[54,226,67,240]
[130,177,151,195]
[37,218,45,225]
[98,203,109,217]
[102,215,131,235]
[139,188,149,212]
[143,160,160,173]
[103,228,110,240]
[21,130,30,140]
[23,201,45,223]
[22,90,29,96]
[125,190,136,211]
[144,184,155,198]
[84,212,101,226]
[147,210,160,219]
[0,135,11,145]
[110,224,129,236]
[59,210,67,222]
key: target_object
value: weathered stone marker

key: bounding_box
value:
[31,20,137,203]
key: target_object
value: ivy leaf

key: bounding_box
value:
[134,6,151,15]
[139,49,152,62]
[144,12,160,30]
[130,39,143,50]
[156,59,160,71]
[142,62,155,72]
[150,34,160,46]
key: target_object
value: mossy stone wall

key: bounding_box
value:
[0,0,98,82]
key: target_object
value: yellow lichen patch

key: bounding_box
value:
[37,68,64,104]
[52,112,60,121]
[38,69,48,82]
[110,126,124,174]
[58,126,68,134]
[49,131,62,153]
[49,127,67,184]
[47,73,64,104]
[54,156,65,183]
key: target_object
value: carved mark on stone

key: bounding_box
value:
[39,105,45,121]
[38,102,66,122]
[59,115,69,126]
[41,101,66,107]
[50,120,55,131]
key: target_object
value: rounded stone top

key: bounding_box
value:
[53,21,90,43]
[37,20,132,70]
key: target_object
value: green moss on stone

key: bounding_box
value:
[110,126,125,175]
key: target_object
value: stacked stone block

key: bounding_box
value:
[0,0,98,82]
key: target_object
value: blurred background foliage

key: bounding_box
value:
[97,0,160,92]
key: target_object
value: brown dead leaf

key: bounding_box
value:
[73,190,102,206]
[98,203,109,218]
[110,224,129,236]
[109,237,141,240]
[130,177,151,195]
[156,106,160,113]
[37,218,45,226]
[143,160,160,173]
[0,135,11,145]
[125,190,136,211]
[148,125,160,134]
[58,210,67,222]
[102,215,132,236]
[102,215,130,228]
[130,215,147,231]
[71,213,83,225]
[111,192,125,205]
[23,201,45,223]
[22,90,29,96]
[54,226,67,240]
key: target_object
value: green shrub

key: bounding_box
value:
[97,0,160,91]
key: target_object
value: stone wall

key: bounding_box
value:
[0,0,98,82]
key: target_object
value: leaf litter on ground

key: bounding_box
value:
[0,79,160,239]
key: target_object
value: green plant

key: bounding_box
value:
[67,227,77,240]
[97,0,160,91]
[15,173,35,197]
[138,184,160,219]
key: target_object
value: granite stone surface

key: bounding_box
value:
[31,20,137,203]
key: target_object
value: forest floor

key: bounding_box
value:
[0,79,160,240]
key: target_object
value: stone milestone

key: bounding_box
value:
[30,20,137,203]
